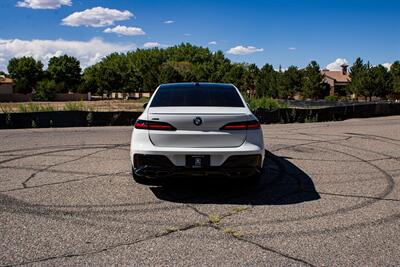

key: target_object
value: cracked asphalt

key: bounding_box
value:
[1,116,400,266]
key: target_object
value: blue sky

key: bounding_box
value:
[0,0,399,72]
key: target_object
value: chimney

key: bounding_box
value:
[341,63,349,75]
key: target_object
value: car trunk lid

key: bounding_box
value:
[148,107,249,148]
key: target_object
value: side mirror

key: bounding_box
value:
[143,102,148,109]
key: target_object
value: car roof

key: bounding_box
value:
[158,82,235,89]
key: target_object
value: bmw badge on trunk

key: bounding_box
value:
[193,117,202,126]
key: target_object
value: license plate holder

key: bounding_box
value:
[186,155,210,169]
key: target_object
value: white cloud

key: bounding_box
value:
[275,67,288,72]
[0,38,135,71]
[62,7,133,27]
[288,47,296,51]
[163,20,175,24]
[382,63,392,70]
[16,0,72,9]
[208,41,217,45]
[104,25,145,36]
[326,58,348,71]
[226,45,264,55]
[183,33,191,37]
[143,42,167,48]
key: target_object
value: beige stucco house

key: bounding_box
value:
[322,64,351,96]
[0,75,13,94]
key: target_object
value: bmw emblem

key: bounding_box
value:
[193,117,202,126]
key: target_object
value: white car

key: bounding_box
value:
[130,82,265,183]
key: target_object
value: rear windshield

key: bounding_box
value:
[150,86,245,107]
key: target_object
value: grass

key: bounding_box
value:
[232,206,249,213]
[0,104,13,114]
[223,227,243,238]
[208,214,221,224]
[165,226,179,233]
[63,101,93,111]
[0,99,146,113]
[18,102,56,113]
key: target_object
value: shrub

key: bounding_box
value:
[324,95,339,101]
[18,102,55,113]
[64,101,88,111]
[34,80,56,101]
[246,97,287,110]
[0,105,13,114]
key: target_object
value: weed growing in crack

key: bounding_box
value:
[232,205,249,213]
[223,227,243,238]
[165,226,179,233]
[208,214,221,224]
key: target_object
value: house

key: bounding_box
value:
[0,75,14,94]
[322,64,351,96]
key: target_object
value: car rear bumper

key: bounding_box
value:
[133,154,263,178]
[130,127,265,178]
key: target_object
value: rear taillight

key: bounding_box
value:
[134,120,176,131]
[220,120,260,130]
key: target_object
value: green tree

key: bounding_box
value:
[159,63,183,84]
[222,63,246,89]
[47,55,82,92]
[34,79,57,100]
[348,57,368,99]
[256,64,277,97]
[129,48,165,91]
[83,53,142,94]
[163,61,196,81]
[279,66,302,99]
[209,51,231,82]
[241,64,260,98]
[369,65,391,99]
[0,71,8,77]
[390,61,400,94]
[80,64,99,93]
[7,56,44,94]
[301,61,324,99]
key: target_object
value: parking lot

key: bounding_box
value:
[1,116,399,266]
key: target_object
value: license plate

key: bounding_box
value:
[186,155,210,169]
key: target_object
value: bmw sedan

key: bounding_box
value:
[130,82,265,183]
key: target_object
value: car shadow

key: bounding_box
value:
[150,151,320,205]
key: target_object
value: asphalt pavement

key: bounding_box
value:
[1,116,400,266]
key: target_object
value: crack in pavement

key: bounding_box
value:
[210,225,316,267]
[0,143,130,155]
[0,171,129,193]
[315,191,400,202]
[271,136,352,153]
[0,165,130,178]
[2,223,205,267]
[20,144,125,188]
[181,196,316,266]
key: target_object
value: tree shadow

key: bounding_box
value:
[150,151,320,205]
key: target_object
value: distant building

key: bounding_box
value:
[0,75,14,94]
[322,64,351,96]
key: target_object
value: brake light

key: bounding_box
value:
[247,120,261,129]
[134,120,176,130]
[220,120,260,130]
